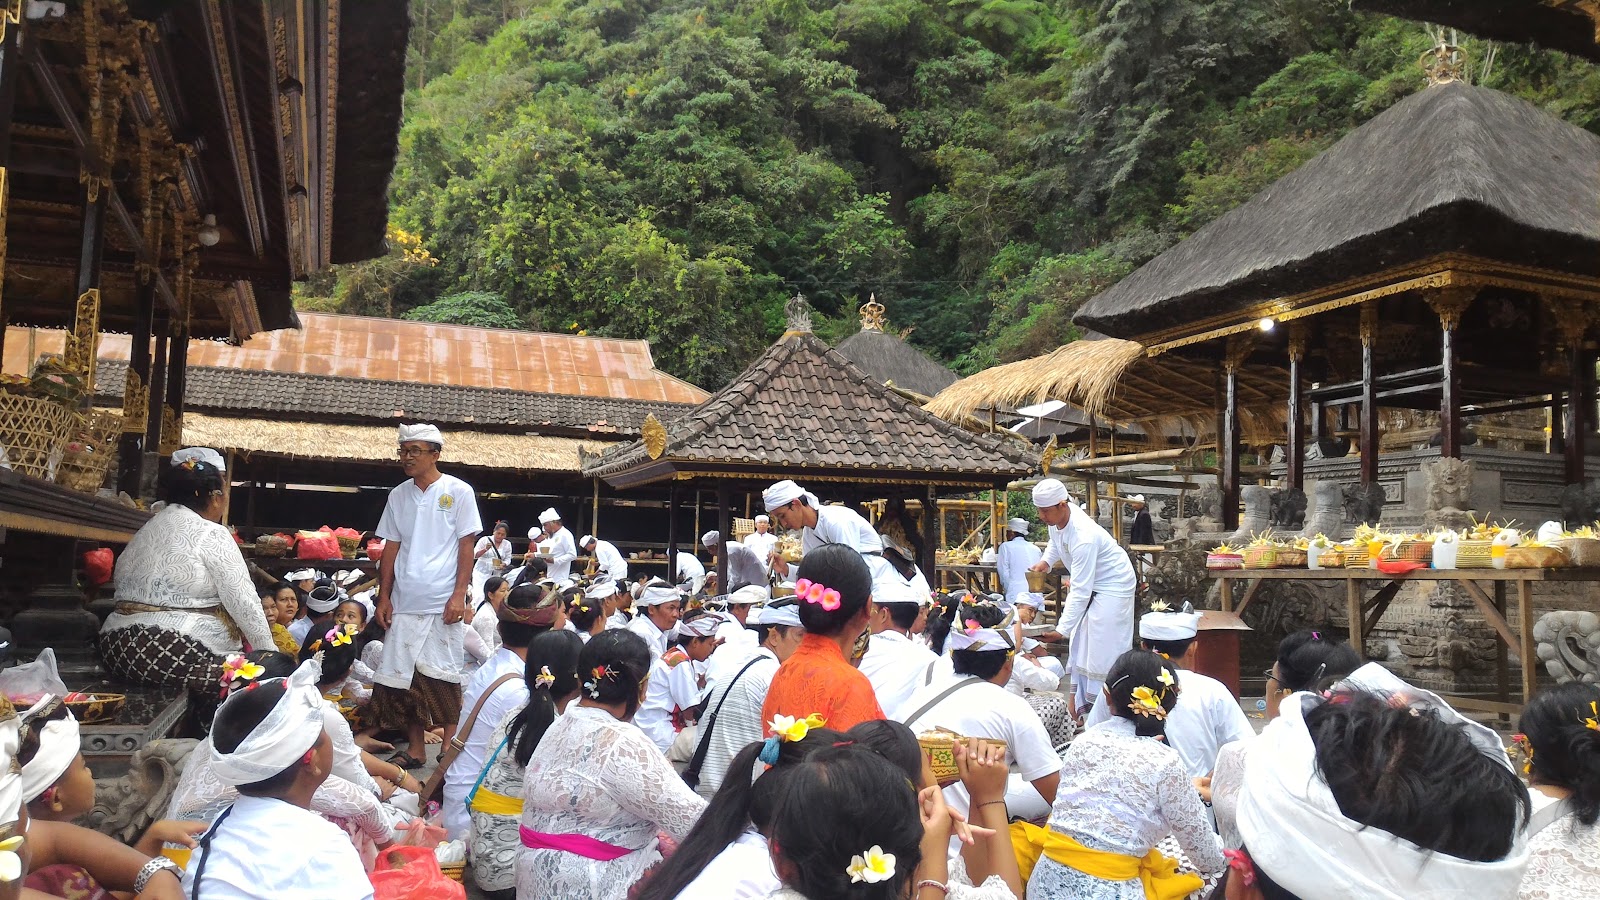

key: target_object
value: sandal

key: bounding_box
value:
[388,750,424,770]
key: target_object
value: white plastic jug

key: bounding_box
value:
[1432,539,1458,569]
[1307,545,1326,570]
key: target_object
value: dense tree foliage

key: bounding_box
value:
[296,0,1600,388]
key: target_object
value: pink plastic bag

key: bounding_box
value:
[368,846,464,900]
[296,530,341,560]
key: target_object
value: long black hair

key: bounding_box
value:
[950,597,1010,680]
[299,623,360,686]
[577,629,652,719]
[506,630,585,767]
[1106,649,1180,740]
[924,591,962,655]
[634,726,845,900]
[793,545,873,636]
[162,457,224,512]
[1522,681,1600,826]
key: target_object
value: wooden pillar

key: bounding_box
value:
[117,281,156,495]
[1086,415,1099,519]
[666,485,679,583]
[921,484,938,587]
[1220,336,1249,532]
[716,483,731,595]
[1567,343,1587,483]
[591,477,601,536]
[1358,304,1379,488]
[162,315,189,455]
[1550,396,1565,455]
[1427,287,1476,459]
[1286,326,1307,489]
[0,7,20,364]
[144,311,170,461]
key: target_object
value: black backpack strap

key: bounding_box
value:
[902,677,984,730]
[682,654,766,789]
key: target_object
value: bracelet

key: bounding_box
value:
[135,856,183,893]
[977,799,1008,810]
[916,880,950,896]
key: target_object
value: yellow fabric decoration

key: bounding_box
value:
[470,787,523,816]
[1010,821,1201,900]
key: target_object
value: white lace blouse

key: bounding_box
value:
[102,504,274,653]
[1520,791,1600,899]
[517,704,707,899]
[1046,718,1224,876]
[765,853,1017,899]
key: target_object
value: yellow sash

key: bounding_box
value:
[469,788,523,816]
[1011,822,1201,900]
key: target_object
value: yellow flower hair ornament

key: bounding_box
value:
[325,626,353,647]
[1129,685,1169,721]
[1584,700,1599,732]
[534,666,556,690]
[1509,733,1533,776]
[760,713,825,764]
[219,654,266,697]
[847,845,895,884]
[0,835,23,882]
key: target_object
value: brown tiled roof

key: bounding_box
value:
[92,359,690,436]
[585,330,1037,487]
[43,312,708,404]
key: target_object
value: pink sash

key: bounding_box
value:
[519,825,634,861]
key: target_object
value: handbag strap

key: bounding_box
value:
[466,732,513,810]
[902,676,984,730]
[682,655,766,788]
[1526,798,1575,838]
[419,671,520,802]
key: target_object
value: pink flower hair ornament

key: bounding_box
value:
[793,578,841,612]
[1223,849,1256,887]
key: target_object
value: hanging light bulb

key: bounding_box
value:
[1257,317,1276,332]
[197,214,221,247]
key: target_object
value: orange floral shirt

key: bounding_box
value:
[761,633,884,733]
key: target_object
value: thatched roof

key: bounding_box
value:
[1075,81,1600,339]
[835,329,959,399]
[585,328,1037,489]
[181,413,607,473]
[925,337,1288,443]
[1352,1,1600,64]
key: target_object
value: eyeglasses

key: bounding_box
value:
[396,446,436,458]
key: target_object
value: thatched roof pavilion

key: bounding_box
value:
[835,297,959,400]
[1351,1,1600,64]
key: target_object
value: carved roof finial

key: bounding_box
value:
[1421,41,1465,86]
[859,293,887,333]
[785,292,813,335]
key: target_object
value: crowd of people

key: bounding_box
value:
[1,433,1581,900]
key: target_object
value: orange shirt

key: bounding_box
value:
[761,633,885,733]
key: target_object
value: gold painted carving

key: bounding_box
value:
[1420,42,1465,85]
[1040,434,1058,475]
[859,294,887,332]
[1286,323,1308,362]
[1359,304,1379,347]
[158,405,181,456]
[1424,285,1479,331]
[1223,333,1255,372]
[1544,294,1594,348]
[204,0,262,253]
[321,0,341,268]
[0,0,21,42]
[641,414,668,460]
[63,290,102,393]
[121,368,148,433]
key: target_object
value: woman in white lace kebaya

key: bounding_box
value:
[1023,650,1222,900]
[99,450,275,697]
[1517,681,1600,899]
[516,629,706,899]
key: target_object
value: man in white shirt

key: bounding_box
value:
[742,515,779,571]
[701,530,768,593]
[578,534,628,583]
[763,480,900,600]
[1082,603,1253,778]
[627,578,684,657]
[527,508,577,582]
[689,598,806,798]
[996,517,1042,604]
[899,618,1062,829]
[372,423,482,764]
[703,584,766,690]
[441,589,556,838]
[858,582,939,718]
[675,550,706,594]
[636,609,723,753]
[1029,477,1135,719]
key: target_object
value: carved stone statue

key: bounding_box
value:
[1269,488,1307,530]
[1559,483,1600,530]
[1422,457,1475,531]
[1192,485,1223,533]
[86,738,198,843]
[1227,485,1273,544]
[785,293,813,333]
[1341,482,1386,526]
[1300,481,1344,539]
[1534,610,1600,684]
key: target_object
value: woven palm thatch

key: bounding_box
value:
[1352,1,1600,64]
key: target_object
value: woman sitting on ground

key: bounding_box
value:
[1517,681,1600,898]
[516,629,706,900]
[181,661,372,898]
[567,586,607,643]
[98,448,274,701]
[261,591,300,657]
[761,545,885,732]
[468,630,585,900]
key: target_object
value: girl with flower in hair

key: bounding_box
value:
[762,545,885,732]
[1518,681,1600,898]
[1020,649,1223,900]
[516,630,706,899]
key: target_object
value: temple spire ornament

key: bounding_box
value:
[784,292,813,335]
[858,294,887,333]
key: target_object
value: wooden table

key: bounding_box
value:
[1211,567,1600,715]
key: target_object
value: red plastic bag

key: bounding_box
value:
[366,539,387,560]
[296,530,341,560]
[368,846,464,900]
[325,525,363,540]
[82,548,114,588]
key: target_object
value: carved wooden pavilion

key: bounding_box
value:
[583,298,1038,590]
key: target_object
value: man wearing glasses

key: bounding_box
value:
[370,422,483,769]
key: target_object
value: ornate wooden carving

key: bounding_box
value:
[1359,303,1379,348]
[1424,285,1478,332]
[858,294,887,333]
[641,414,667,460]
[158,405,180,456]
[63,289,102,393]
[121,367,148,434]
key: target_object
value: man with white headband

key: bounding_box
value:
[628,578,684,657]
[702,584,767,691]
[1028,477,1135,719]
[578,534,628,583]
[762,479,899,601]
[1082,603,1252,777]
[700,530,767,594]
[900,597,1061,830]
[528,508,577,582]
[688,597,805,798]
[590,579,632,629]
[742,514,778,573]
[857,581,939,718]
[637,609,724,754]
[1228,663,1529,900]
[996,517,1042,605]
[184,661,371,898]
[372,422,483,771]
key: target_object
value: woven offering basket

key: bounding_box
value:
[1276,548,1308,567]
[55,410,123,493]
[1379,540,1433,565]
[1343,544,1372,568]
[1205,552,1244,570]
[1241,546,1280,569]
[254,534,291,558]
[439,863,465,883]
[1553,538,1600,567]
[1505,545,1568,569]
[0,393,76,480]
[1455,540,1494,568]
[917,728,1007,786]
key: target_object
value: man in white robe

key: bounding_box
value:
[742,515,779,572]
[527,508,577,582]
[857,581,939,718]
[701,530,768,594]
[763,480,900,601]
[627,578,684,657]
[996,517,1042,604]
[1028,477,1135,718]
[579,534,628,583]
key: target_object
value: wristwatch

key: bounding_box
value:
[136,855,184,893]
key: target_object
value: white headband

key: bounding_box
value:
[1238,664,1528,900]
[305,586,341,614]
[701,530,721,548]
[170,447,226,471]
[538,508,561,525]
[948,625,1014,652]
[729,584,769,605]
[637,580,683,607]
[1139,611,1201,641]
[285,569,317,583]
[675,612,724,640]
[1007,517,1030,535]
[763,480,818,512]
[397,423,443,447]
[752,602,802,628]
[755,515,770,524]
[585,579,618,600]
[20,700,79,803]
[579,535,596,548]
[1016,592,1043,609]
[1031,478,1069,509]
[209,660,327,787]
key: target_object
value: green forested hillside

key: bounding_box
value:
[295,0,1600,388]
